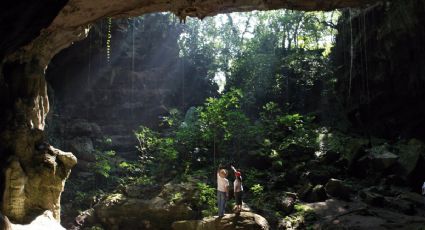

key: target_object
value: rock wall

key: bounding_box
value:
[332,0,425,140]
[45,15,217,169]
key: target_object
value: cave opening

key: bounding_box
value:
[44,10,341,226]
[2,0,425,229]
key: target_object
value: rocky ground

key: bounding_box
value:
[58,132,425,230]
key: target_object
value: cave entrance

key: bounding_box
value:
[44,10,340,223]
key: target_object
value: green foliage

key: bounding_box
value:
[250,184,265,207]
[196,182,218,217]
[198,89,256,162]
[94,150,115,178]
[282,204,317,229]
[134,126,178,178]
[258,102,318,158]
[170,192,183,204]
[251,184,264,197]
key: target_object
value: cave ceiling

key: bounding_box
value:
[1,0,380,63]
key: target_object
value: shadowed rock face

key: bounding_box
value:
[0,0,379,224]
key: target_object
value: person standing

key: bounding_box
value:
[217,168,229,217]
[231,166,243,213]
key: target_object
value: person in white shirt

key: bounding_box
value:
[217,168,229,217]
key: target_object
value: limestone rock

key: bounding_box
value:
[297,183,313,201]
[309,185,327,202]
[306,198,425,229]
[2,146,76,222]
[343,138,369,169]
[277,195,296,215]
[371,150,399,171]
[92,193,195,230]
[398,192,425,208]
[384,196,416,215]
[88,181,201,229]
[298,183,327,203]
[172,212,269,230]
[66,137,95,161]
[359,188,385,207]
[396,139,425,179]
[325,178,353,200]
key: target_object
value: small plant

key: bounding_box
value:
[251,184,264,197]
[94,150,115,178]
[170,192,183,204]
[196,182,217,217]
[282,204,317,229]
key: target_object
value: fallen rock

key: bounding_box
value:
[307,185,327,203]
[384,197,416,215]
[297,183,313,201]
[325,178,352,200]
[365,144,398,170]
[305,170,331,185]
[171,212,269,230]
[93,193,195,229]
[359,188,385,207]
[398,192,425,208]
[277,195,296,215]
[76,181,201,229]
[396,139,425,180]
[66,137,95,162]
[307,198,425,229]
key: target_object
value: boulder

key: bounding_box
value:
[325,179,352,200]
[304,170,331,185]
[277,195,296,215]
[384,197,416,215]
[308,185,327,202]
[66,137,95,162]
[299,184,327,202]
[371,151,399,171]
[297,183,313,201]
[359,188,385,207]
[398,192,425,208]
[78,181,201,229]
[93,193,196,230]
[341,137,369,168]
[396,139,425,179]
[171,212,269,230]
